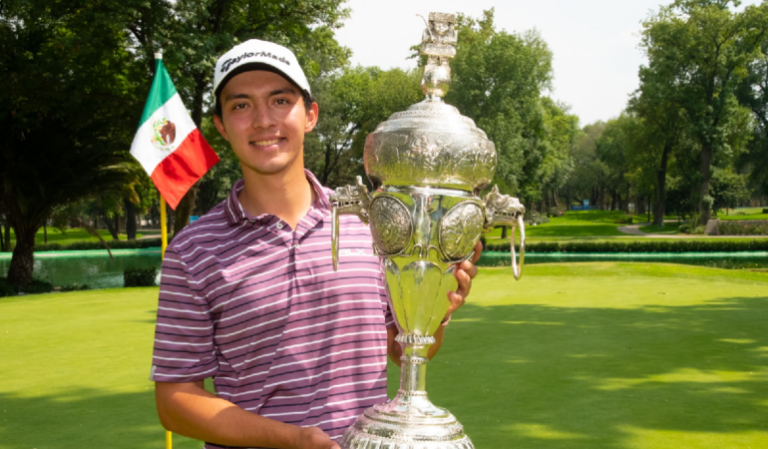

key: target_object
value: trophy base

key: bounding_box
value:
[339,390,474,449]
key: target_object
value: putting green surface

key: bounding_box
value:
[2,263,767,448]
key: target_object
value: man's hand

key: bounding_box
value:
[293,427,340,449]
[446,241,482,317]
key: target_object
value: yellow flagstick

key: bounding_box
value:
[160,195,168,258]
[160,193,171,449]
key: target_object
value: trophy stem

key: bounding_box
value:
[400,344,429,393]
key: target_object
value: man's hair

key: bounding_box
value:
[213,63,315,118]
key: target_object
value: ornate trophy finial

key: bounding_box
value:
[419,12,457,99]
[331,12,526,448]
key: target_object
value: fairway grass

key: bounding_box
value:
[2,263,767,448]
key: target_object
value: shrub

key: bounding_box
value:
[763,208,768,214]
[526,212,550,225]
[484,239,768,253]
[34,238,162,252]
[59,284,90,292]
[718,221,768,236]
[614,216,633,224]
[0,279,16,297]
[20,279,55,294]
[678,224,690,234]
[124,268,158,287]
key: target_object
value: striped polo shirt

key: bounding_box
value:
[151,170,394,448]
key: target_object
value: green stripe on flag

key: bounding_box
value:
[138,59,178,127]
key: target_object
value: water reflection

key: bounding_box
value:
[0,249,162,289]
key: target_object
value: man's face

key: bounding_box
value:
[213,70,318,177]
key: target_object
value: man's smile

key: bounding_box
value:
[251,138,283,147]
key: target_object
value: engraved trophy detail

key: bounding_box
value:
[330,12,526,448]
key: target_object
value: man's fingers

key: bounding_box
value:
[471,241,482,263]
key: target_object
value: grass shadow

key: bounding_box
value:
[402,295,768,448]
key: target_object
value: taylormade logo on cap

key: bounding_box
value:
[213,39,311,96]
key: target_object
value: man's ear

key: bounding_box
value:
[305,101,319,133]
[213,114,230,142]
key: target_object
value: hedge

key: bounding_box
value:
[124,267,158,287]
[484,239,768,253]
[32,238,162,252]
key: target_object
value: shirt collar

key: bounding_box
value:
[224,169,330,227]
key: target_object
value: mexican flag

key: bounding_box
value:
[130,55,219,209]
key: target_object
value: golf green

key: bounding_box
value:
[1,263,766,448]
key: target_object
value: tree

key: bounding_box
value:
[640,0,768,225]
[446,9,554,204]
[0,0,143,285]
[125,0,352,233]
[711,168,751,213]
[304,66,423,188]
[631,52,690,226]
[563,122,607,208]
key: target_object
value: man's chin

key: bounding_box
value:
[241,160,296,177]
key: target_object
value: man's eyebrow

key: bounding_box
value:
[224,93,250,102]
[269,88,300,97]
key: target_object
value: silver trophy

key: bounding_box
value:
[330,12,526,448]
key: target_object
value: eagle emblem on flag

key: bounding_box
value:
[151,118,177,150]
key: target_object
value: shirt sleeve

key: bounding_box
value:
[150,246,219,382]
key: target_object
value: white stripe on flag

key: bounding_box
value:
[130,92,197,176]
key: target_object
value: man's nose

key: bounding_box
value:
[251,105,276,129]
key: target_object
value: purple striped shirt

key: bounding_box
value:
[151,170,394,448]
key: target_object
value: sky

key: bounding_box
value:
[334,0,760,127]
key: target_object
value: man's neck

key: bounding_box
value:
[238,164,315,230]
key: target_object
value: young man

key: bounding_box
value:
[150,39,480,449]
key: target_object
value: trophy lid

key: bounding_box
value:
[363,12,497,194]
[364,99,496,194]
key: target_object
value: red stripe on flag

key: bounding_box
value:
[151,129,219,209]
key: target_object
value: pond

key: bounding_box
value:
[479,251,768,270]
[2,249,768,290]
[0,249,162,289]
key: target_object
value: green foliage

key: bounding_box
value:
[33,238,161,252]
[446,9,577,203]
[718,220,768,236]
[0,278,53,297]
[304,66,423,187]
[711,168,751,211]
[123,268,158,287]
[639,0,767,223]
[485,238,768,253]
[59,284,91,292]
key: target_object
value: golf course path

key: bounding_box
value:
[618,224,647,235]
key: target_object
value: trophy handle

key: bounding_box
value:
[483,185,526,280]
[510,214,525,280]
[329,176,372,272]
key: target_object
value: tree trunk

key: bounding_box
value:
[501,227,508,239]
[0,218,5,252]
[124,198,137,240]
[173,185,197,237]
[653,144,671,227]
[43,223,47,244]
[698,142,713,226]
[114,212,120,239]
[102,213,119,240]
[6,224,36,286]
[5,220,11,251]
[647,196,652,223]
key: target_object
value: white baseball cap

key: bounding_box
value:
[213,39,311,99]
